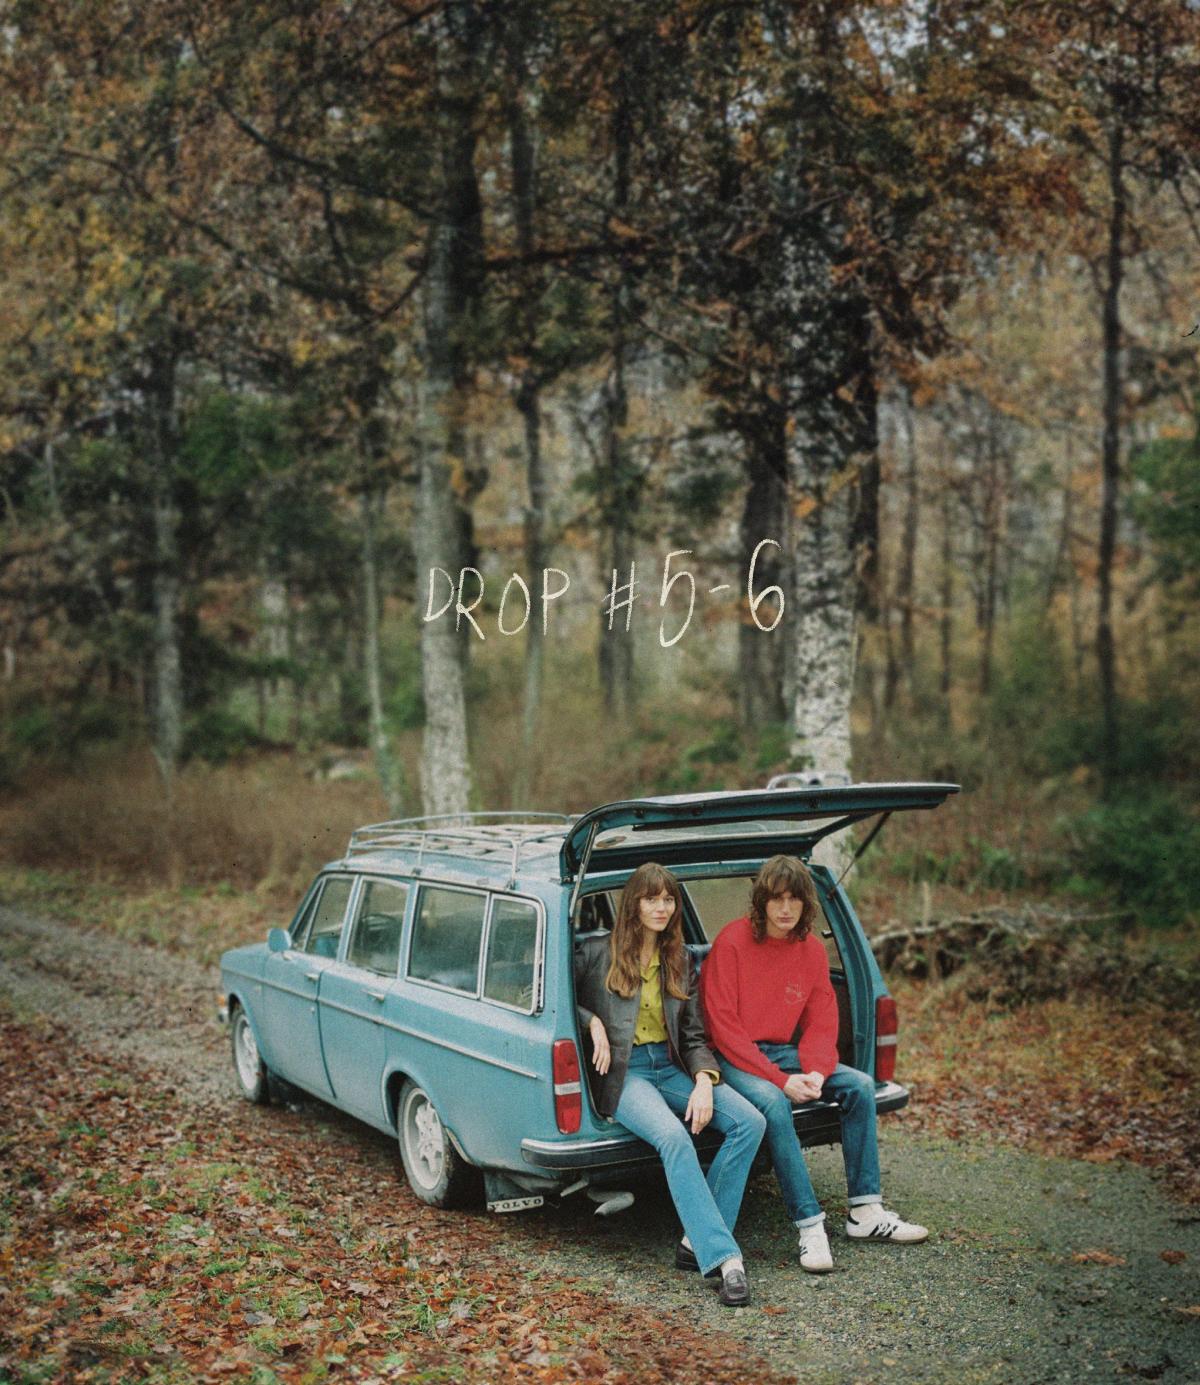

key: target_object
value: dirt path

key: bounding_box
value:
[2,903,1198,1384]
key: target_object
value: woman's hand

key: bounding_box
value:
[588,1015,611,1074]
[685,1073,713,1134]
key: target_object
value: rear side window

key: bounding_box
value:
[408,887,485,994]
[684,876,753,942]
[346,879,409,976]
[303,877,354,958]
[483,898,540,1010]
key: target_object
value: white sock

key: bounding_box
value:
[719,1254,744,1276]
[680,1235,692,1250]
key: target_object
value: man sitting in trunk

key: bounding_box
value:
[699,854,928,1273]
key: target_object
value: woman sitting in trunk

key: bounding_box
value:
[574,862,765,1306]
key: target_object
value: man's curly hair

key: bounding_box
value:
[749,855,819,943]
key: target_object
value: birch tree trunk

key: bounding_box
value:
[780,227,875,790]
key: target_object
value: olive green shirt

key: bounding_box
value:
[634,952,718,1084]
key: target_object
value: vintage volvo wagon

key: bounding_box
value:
[220,782,958,1212]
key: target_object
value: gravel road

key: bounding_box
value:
[1,903,1197,1384]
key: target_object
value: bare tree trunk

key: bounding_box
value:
[598,75,636,719]
[507,33,545,803]
[257,567,289,738]
[1044,436,1074,618]
[738,443,787,729]
[414,0,483,818]
[897,386,920,697]
[939,477,953,736]
[416,379,473,817]
[149,350,183,805]
[361,486,404,815]
[1098,123,1125,793]
[976,410,1001,699]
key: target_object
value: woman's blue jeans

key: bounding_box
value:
[717,1044,882,1227]
[613,1042,766,1274]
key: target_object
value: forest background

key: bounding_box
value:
[1,1,1198,1184]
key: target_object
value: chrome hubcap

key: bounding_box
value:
[234,1015,259,1090]
[405,1093,445,1188]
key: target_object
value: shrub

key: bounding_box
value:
[1060,790,1200,925]
[184,709,265,764]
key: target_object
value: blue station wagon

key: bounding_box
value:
[220,782,958,1212]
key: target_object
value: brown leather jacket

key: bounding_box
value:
[573,933,718,1118]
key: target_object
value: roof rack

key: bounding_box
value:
[346,811,574,882]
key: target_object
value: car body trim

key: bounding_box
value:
[521,1082,910,1168]
[377,1019,542,1080]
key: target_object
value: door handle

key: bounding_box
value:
[366,990,386,1002]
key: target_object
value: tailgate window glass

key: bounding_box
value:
[408,887,485,994]
[483,898,540,1010]
[346,880,409,976]
[685,877,754,942]
[302,877,354,958]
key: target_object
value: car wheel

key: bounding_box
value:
[230,1003,270,1105]
[396,1080,480,1208]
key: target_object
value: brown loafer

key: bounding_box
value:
[717,1267,750,1307]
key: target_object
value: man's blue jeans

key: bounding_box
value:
[717,1043,882,1227]
[614,1042,766,1274]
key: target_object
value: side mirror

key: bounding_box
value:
[267,927,290,953]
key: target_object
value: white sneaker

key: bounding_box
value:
[797,1221,834,1273]
[845,1204,928,1243]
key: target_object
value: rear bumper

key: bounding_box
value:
[521,1080,909,1173]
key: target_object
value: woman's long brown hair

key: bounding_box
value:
[605,862,690,1000]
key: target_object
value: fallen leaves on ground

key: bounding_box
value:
[0,1018,794,1385]
[1071,1250,1126,1266]
[888,977,1200,1202]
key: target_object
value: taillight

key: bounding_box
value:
[552,1039,582,1133]
[875,996,898,1083]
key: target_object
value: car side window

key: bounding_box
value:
[346,879,409,976]
[407,886,486,994]
[289,886,320,951]
[302,876,354,959]
[483,897,540,1011]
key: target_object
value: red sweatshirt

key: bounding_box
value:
[699,915,839,1089]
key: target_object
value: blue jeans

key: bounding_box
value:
[614,1042,766,1274]
[718,1044,881,1227]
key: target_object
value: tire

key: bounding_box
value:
[396,1080,480,1209]
[230,1003,270,1105]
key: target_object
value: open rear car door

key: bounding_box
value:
[560,781,960,885]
